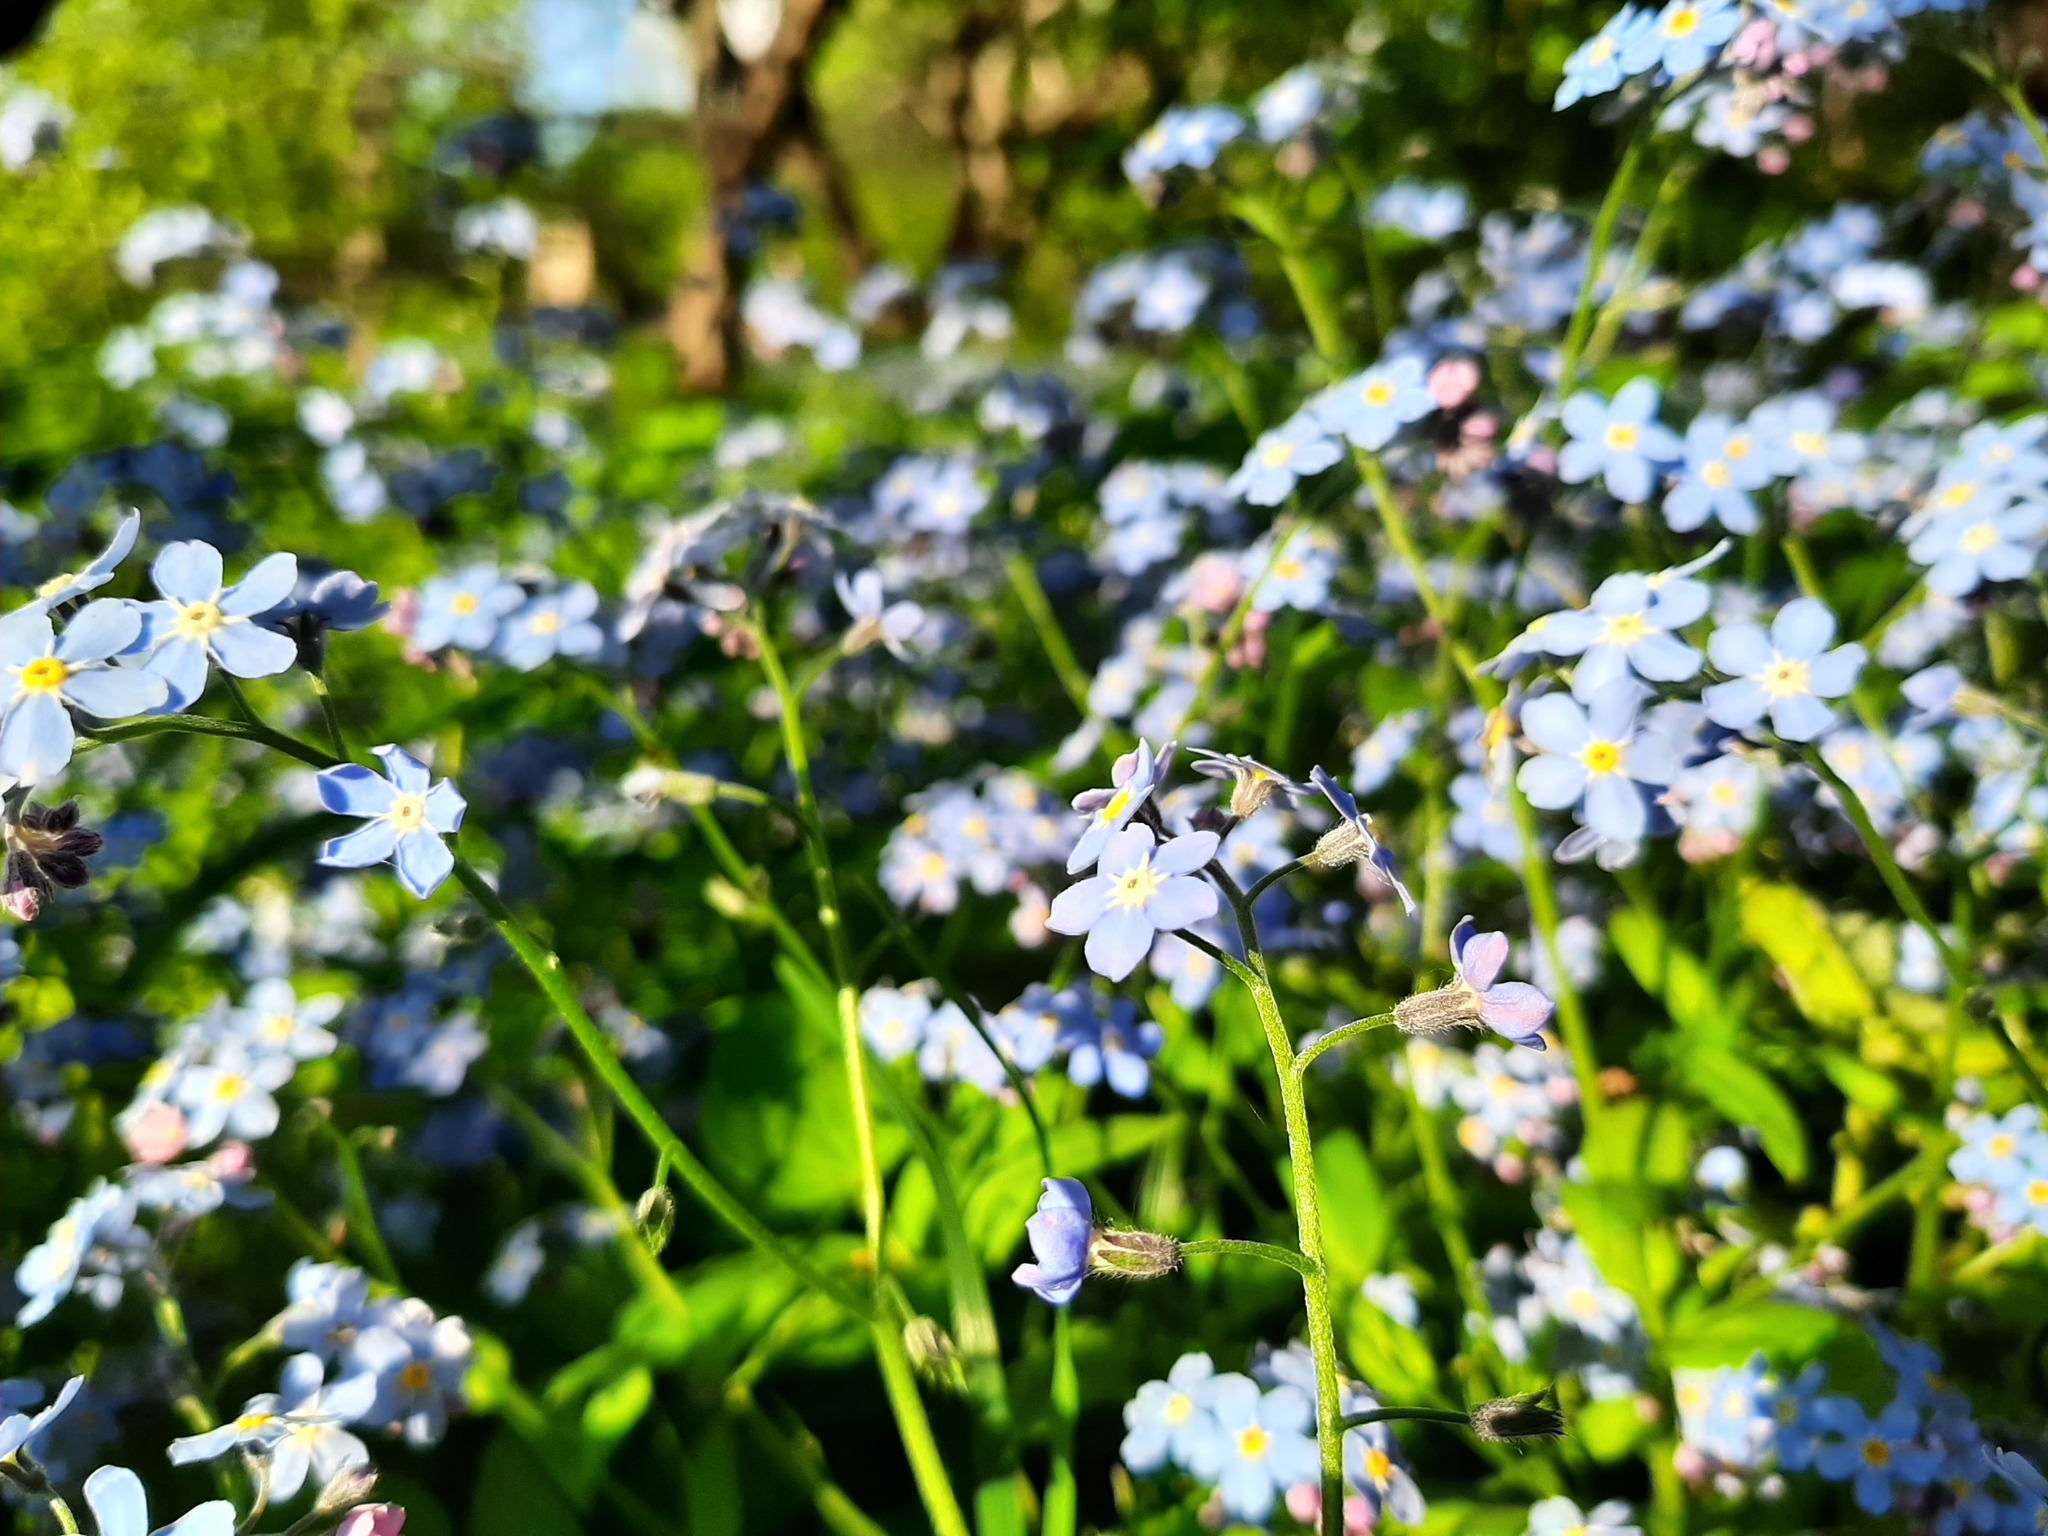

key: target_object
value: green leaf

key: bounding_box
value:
[468,1431,582,1536]
[1683,1047,1809,1183]
[1609,907,1733,1045]
[1344,1292,1440,1404]
[581,1364,653,1444]
[1316,1129,1390,1292]
[1665,1301,1839,1368]
[1817,1047,1902,1116]
[1574,1395,1651,1462]
[1560,1181,1658,1320]
[1739,879,1874,1031]
[682,1415,744,1536]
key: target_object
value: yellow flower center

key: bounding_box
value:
[262,1014,295,1043]
[1273,557,1304,581]
[1361,380,1395,408]
[1989,1134,2015,1159]
[1709,781,1741,806]
[1667,6,1700,34]
[399,1361,433,1392]
[1725,435,1752,460]
[1961,522,2000,554]
[1580,740,1623,776]
[214,1073,246,1101]
[1863,1439,1891,1468]
[1164,1394,1192,1425]
[386,792,428,833]
[2029,1178,2048,1206]
[1109,861,1165,911]
[1099,787,1133,824]
[1834,742,1865,772]
[235,1412,275,1433]
[1791,430,1826,457]
[19,657,68,693]
[1701,461,1730,489]
[1601,611,1648,645]
[450,591,480,615]
[1262,441,1296,469]
[1364,1447,1393,1483]
[1760,658,1811,698]
[1603,422,1641,453]
[1939,481,1978,509]
[1586,35,1615,62]
[36,572,76,599]
[1237,1426,1270,1459]
[530,610,563,635]
[174,600,225,640]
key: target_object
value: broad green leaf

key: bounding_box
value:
[1344,1292,1440,1405]
[1609,907,1732,1044]
[1317,1129,1390,1291]
[468,1430,584,1536]
[681,1415,743,1536]
[1684,1047,1809,1183]
[1560,1181,1657,1319]
[1574,1395,1651,1462]
[1665,1301,1838,1367]
[1739,880,1874,1031]
[581,1364,653,1444]
[1817,1046,1903,1115]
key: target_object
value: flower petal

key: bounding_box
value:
[60,666,168,721]
[392,830,454,899]
[207,621,297,679]
[1085,907,1155,981]
[1770,597,1836,659]
[372,744,434,796]
[1520,694,1591,754]
[1518,753,1588,809]
[220,553,299,619]
[318,819,401,870]
[1046,877,1113,935]
[0,691,75,784]
[317,764,398,818]
[1458,929,1510,990]
[84,1466,149,1536]
[153,540,225,604]
[53,600,142,665]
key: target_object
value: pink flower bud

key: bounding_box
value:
[336,1505,407,1536]
[3,887,40,922]
[1428,357,1481,409]
[207,1141,255,1178]
[1756,146,1791,176]
[123,1102,189,1165]
[1184,552,1245,615]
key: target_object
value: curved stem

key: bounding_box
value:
[1553,119,1653,400]
[1960,51,2048,168]
[1002,550,1097,724]
[83,713,339,770]
[323,1122,401,1286]
[48,1498,81,1536]
[1339,1406,1474,1431]
[1800,748,2048,1112]
[307,673,350,761]
[1244,856,1308,908]
[1180,1236,1317,1279]
[1292,1013,1399,1076]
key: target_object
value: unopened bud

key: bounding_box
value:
[902,1316,967,1394]
[315,1466,380,1517]
[1086,1228,1183,1281]
[702,876,758,921]
[1304,821,1377,872]
[635,1186,675,1257]
[1469,1388,1565,1445]
[1393,983,1484,1037]
[334,1504,406,1536]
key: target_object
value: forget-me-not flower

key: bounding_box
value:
[1012,1177,1094,1305]
[494,582,605,671]
[1121,1353,1219,1472]
[1536,570,1705,702]
[1704,598,1865,742]
[1183,1374,1319,1524]
[1907,501,2048,597]
[1559,380,1683,504]
[1517,682,1678,844]
[1811,1398,1940,1515]
[315,745,467,899]
[1441,917,1556,1047]
[0,1375,82,1464]
[1310,357,1436,451]
[0,603,168,784]
[22,512,140,613]
[132,541,299,711]
[81,1465,233,1536]
[1307,766,1417,912]
[1061,997,1164,1098]
[1619,0,1742,77]
[1226,416,1343,507]
[1047,826,1219,981]
[350,1298,472,1448]
[1555,9,1655,108]
[1123,106,1245,183]
[174,1041,292,1146]
[413,565,525,652]
[1067,737,1173,873]
[1662,413,1772,534]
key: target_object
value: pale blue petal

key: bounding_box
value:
[1647,581,1711,627]
[60,667,168,720]
[1144,875,1217,930]
[84,1466,149,1536]
[1630,630,1702,682]
[1046,878,1113,934]
[1520,694,1591,754]
[152,541,224,604]
[1703,678,1769,729]
[1807,644,1865,697]
[1556,440,1603,485]
[1612,377,1661,422]
[1569,643,1629,700]
[423,780,467,835]
[0,610,54,671]
[373,744,433,795]
[53,601,141,665]
[1770,692,1835,742]
[1584,681,1642,740]
[1708,624,1773,677]
[1518,753,1588,809]
[318,820,400,870]
[1771,598,1836,658]
[0,691,75,783]
[392,831,454,899]
[220,553,299,619]
[1624,732,1677,785]
[163,1502,236,1536]
[1606,454,1653,504]
[1561,393,1609,438]
[317,764,398,817]
[207,622,297,679]
[1584,774,1646,842]
[1085,907,1155,981]
[1534,610,1604,656]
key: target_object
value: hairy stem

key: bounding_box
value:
[1179,1236,1318,1279]
[1292,1012,1398,1076]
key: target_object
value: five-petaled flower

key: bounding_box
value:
[1047,825,1219,980]
[132,541,300,711]
[1516,682,1677,844]
[315,745,468,899]
[0,604,167,785]
[1011,1177,1094,1305]
[1068,737,1174,873]
[1704,597,1866,742]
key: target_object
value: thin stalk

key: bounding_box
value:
[1402,1078,1492,1336]
[688,803,833,990]
[1180,1236,1317,1279]
[1355,452,1489,686]
[1002,550,1097,724]
[1338,1406,1473,1431]
[1507,779,1606,1128]
[447,857,872,1314]
[749,620,885,1270]
[83,713,338,770]
[1800,749,2048,1112]
[872,1319,974,1536]
[48,1498,81,1536]
[1336,155,1397,345]
[1231,194,1351,365]
[727,1386,892,1536]
[1578,152,1699,378]
[1292,1012,1398,1076]
[1244,856,1309,908]
[307,673,350,761]
[1554,122,1653,399]
[1044,1309,1080,1536]
[1960,51,2048,169]
[323,1123,401,1287]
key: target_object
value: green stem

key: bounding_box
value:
[83,713,338,770]
[1578,152,1698,377]
[1799,749,2048,1112]
[1507,779,1605,1129]
[1230,193,1352,366]
[448,857,872,1314]
[1960,51,2048,170]
[1002,550,1097,724]
[1179,1236,1317,1279]
[307,673,350,761]
[727,1386,893,1536]
[1337,155,1397,345]
[1554,121,1653,399]
[1292,1013,1398,1076]
[1044,1308,1080,1536]
[323,1123,401,1286]
[873,1320,974,1536]
[1338,1406,1473,1431]
[48,1498,81,1536]
[147,1277,219,1437]
[688,803,833,990]
[1243,856,1308,908]
[749,620,885,1269]
[1403,1078,1492,1341]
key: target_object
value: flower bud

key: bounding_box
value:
[634,1186,675,1257]
[1468,1388,1565,1445]
[1304,821,1377,871]
[315,1467,381,1517]
[334,1504,406,1536]
[1393,984,1485,1037]
[902,1316,967,1394]
[1086,1227,1183,1281]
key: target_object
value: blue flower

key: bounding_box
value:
[1123,106,1245,183]
[22,512,139,613]
[0,603,168,784]
[835,569,926,659]
[1182,1373,1319,1523]
[1908,502,2048,597]
[315,745,468,899]
[1061,996,1164,1098]
[1748,391,1865,478]
[1226,416,1343,507]
[1254,67,1324,142]
[1372,182,1471,240]
[1662,413,1772,534]
[1668,753,1762,837]
[1704,598,1865,741]
[1559,380,1683,504]
[1308,765,1417,912]
[14,1179,146,1326]
[0,1374,82,1463]
[1121,1353,1220,1473]
[1067,737,1173,873]
[1516,682,1677,845]
[873,455,987,536]
[1619,0,1741,77]
[413,565,524,652]
[1533,571,1705,702]
[131,541,300,710]
[1987,1447,2048,1519]
[278,1261,373,1363]
[1811,1398,1940,1515]
[81,1466,233,1536]
[1555,8,1654,107]
[349,1298,472,1448]
[1310,356,1436,451]
[1446,916,1555,1048]
[1949,1106,2043,1192]
[173,1040,292,1144]
[1450,771,1522,862]
[1047,826,1219,981]
[494,581,605,671]
[858,984,934,1063]
[1011,1177,1093,1305]
[1249,527,1341,613]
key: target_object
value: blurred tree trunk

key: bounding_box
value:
[667,0,843,391]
